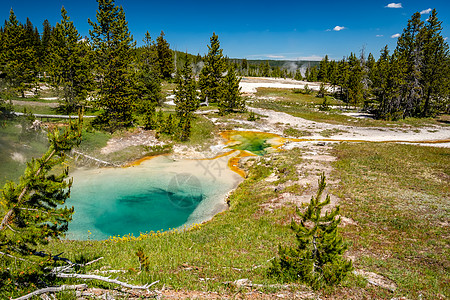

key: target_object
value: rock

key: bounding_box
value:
[354,270,397,292]
[233,278,251,288]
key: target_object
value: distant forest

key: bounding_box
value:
[0,3,449,121]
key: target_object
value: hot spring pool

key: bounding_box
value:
[65,154,243,240]
[65,131,289,240]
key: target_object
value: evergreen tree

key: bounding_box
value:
[199,33,226,104]
[294,68,303,81]
[174,54,199,117]
[316,82,327,98]
[178,114,192,142]
[336,58,349,101]
[373,46,405,120]
[269,174,352,290]
[261,61,271,77]
[88,0,136,131]
[163,113,175,135]
[359,48,371,104]
[347,53,364,107]
[306,66,318,82]
[155,109,164,135]
[218,65,244,115]
[0,118,82,260]
[420,9,449,116]
[49,7,93,114]
[318,55,329,83]
[136,31,161,128]
[372,46,391,116]
[395,12,424,117]
[39,19,53,75]
[156,31,174,79]
[0,9,38,98]
[241,58,248,75]
[365,52,376,99]
[328,60,339,92]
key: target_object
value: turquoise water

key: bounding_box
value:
[65,155,242,240]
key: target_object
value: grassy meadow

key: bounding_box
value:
[0,87,449,299]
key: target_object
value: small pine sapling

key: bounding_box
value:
[302,84,312,94]
[269,173,353,290]
[0,117,82,268]
[136,248,150,272]
[316,82,327,98]
[319,97,330,111]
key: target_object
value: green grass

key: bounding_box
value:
[2,83,449,298]
[2,149,308,299]
[319,128,349,137]
[2,135,449,298]
[253,88,448,128]
[331,143,449,299]
[283,127,313,137]
[0,120,49,188]
[78,129,111,152]
[12,103,57,115]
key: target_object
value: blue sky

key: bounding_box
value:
[1,0,449,61]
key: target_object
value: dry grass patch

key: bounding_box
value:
[332,142,449,299]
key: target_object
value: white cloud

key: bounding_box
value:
[333,26,346,31]
[391,33,401,38]
[266,55,285,59]
[385,3,402,8]
[444,37,448,41]
[376,34,384,37]
[294,55,323,61]
[420,8,432,14]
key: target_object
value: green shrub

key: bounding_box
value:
[269,174,353,290]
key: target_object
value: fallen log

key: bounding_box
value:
[56,273,159,290]
[11,284,87,300]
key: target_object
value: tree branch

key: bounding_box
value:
[0,149,57,232]
[11,284,87,300]
[0,251,34,263]
[56,273,159,290]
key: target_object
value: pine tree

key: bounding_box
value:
[336,58,349,101]
[316,82,327,98]
[306,66,318,82]
[269,174,352,290]
[155,109,164,135]
[260,61,271,77]
[328,60,339,93]
[372,46,390,116]
[347,53,364,107]
[420,9,449,116]
[241,58,248,75]
[0,9,38,98]
[365,52,376,100]
[395,12,424,117]
[156,31,174,79]
[199,33,226,104]
[294,68,303,81]
[163,113,175,135]
[88,0,136,131]
[218,65,244,115]
[0,118,82,259]
[39,19,53,75]
[318,55,329,83]
[136,31,161,128]
[178,114,192,142]
[174,54,199,117]
[49,7,93,114]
